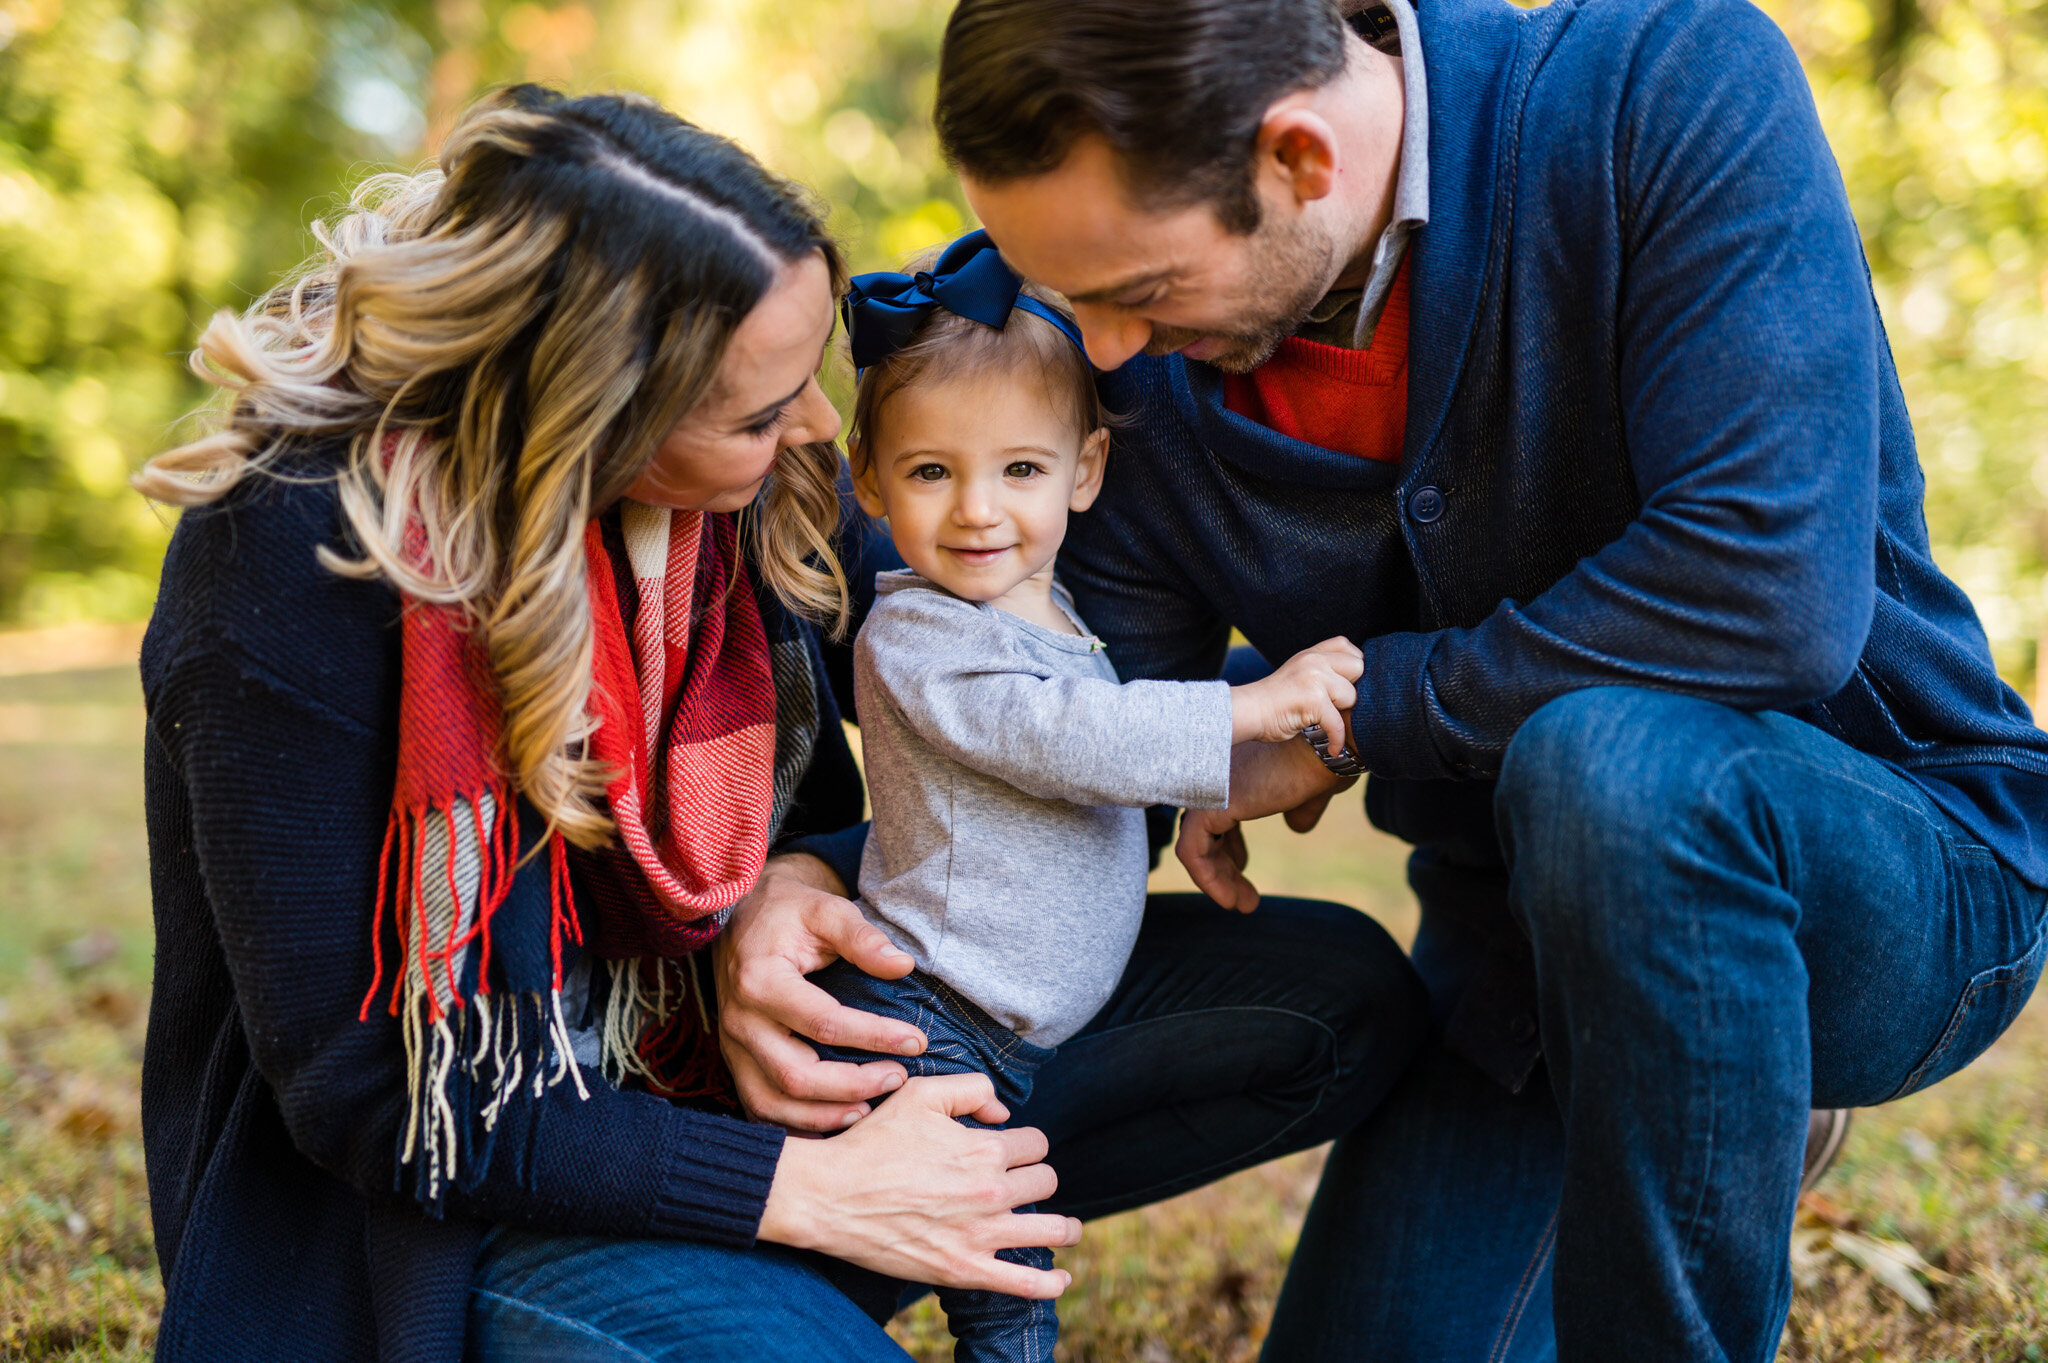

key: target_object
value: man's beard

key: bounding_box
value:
[1144,212,1335,374]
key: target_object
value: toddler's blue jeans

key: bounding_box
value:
[808,961,1058,1363]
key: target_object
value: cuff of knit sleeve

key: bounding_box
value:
[778,822,869,896]
[647,1114,787,1248]
[1350,631,1456,781]
[1188,680,1235,809]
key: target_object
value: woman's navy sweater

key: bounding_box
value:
[139,459,864,1361]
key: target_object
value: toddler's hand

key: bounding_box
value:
[1229,637,1364,751]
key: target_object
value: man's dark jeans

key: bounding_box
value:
[1264,686,2048,1362]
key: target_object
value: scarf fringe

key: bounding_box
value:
[358,787,521,1026]
[363,788,594,1204]
[602,955,734,1107]
[396,988,592,1205]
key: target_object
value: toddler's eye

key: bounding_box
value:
[909,464,948,482]
[1005,461,1044,479]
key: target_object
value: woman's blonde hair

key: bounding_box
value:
[137,87,848,848]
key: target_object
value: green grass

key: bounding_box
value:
[2,665,2045,1360]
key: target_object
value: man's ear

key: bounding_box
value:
[850,444,888,518]
[1255,100,1340,207]
[1069,427,1111,513]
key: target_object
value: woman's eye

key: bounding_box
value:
[744,407,789,438]
[1005,461,1043,479]
[909,464,947,482]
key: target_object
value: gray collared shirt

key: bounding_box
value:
[1295,0,1431,350]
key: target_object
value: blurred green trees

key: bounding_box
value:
[0,0,435,621]
[0,0,970,626]
[0,0,2042,693]
[1762,0,2048,692]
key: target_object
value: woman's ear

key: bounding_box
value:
[1068,427,1110,513]
[850,443,888,518]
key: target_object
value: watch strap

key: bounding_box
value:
[1301,721,1369,777]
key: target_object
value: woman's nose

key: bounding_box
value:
[782,377,841,449]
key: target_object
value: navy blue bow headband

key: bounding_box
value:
[841,229,1089,372]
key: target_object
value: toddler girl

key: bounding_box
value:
[817,231,1363,1362]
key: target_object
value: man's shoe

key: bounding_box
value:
[1801,1109,1852,1192]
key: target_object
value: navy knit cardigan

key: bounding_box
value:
[139,459,866,1362]
[1044,0,2048,1092]
[1061,0,2048,887]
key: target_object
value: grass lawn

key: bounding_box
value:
[3,663,2045,1360]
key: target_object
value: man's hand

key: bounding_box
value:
[715,853,967,1132]
[1177,736,1357,912]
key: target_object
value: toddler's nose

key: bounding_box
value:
[953,484,1001,526]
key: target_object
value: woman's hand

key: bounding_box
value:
[759,1073,1082,1298]
[1177,736,1357,912]
[715,853,965,1132]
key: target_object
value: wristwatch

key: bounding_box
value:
[1301,722,1369,777]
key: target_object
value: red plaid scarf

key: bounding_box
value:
[361,492,776,1199]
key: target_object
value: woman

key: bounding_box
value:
[137,86,1426,1361]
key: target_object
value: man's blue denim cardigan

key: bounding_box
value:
[1056,0,2048,897]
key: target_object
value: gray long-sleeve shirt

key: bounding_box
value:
[854,570,1233,1044]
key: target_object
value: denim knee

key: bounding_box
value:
[1499,686,1731,826]
[1494,687,1772,939]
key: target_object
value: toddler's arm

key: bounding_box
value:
[861,592,1230,809]
[861,594,1365,809]
[883,667,1235,809]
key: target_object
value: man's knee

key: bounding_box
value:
[1497,688,1760,835]
[1494,687,1772,932]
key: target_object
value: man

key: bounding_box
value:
[922,0,2048,1357]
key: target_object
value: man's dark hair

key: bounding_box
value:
[935,0,1349,233]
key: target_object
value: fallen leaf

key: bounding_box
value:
[1829,1230,1942,1313]
[1797,1190,1855,1230]
[56,1100,117,1142]
[1793,1222,1948,1314]
[82,985,137,1027]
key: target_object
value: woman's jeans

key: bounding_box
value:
[466,893,1429,1360]
[1263,688,2048,1363]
